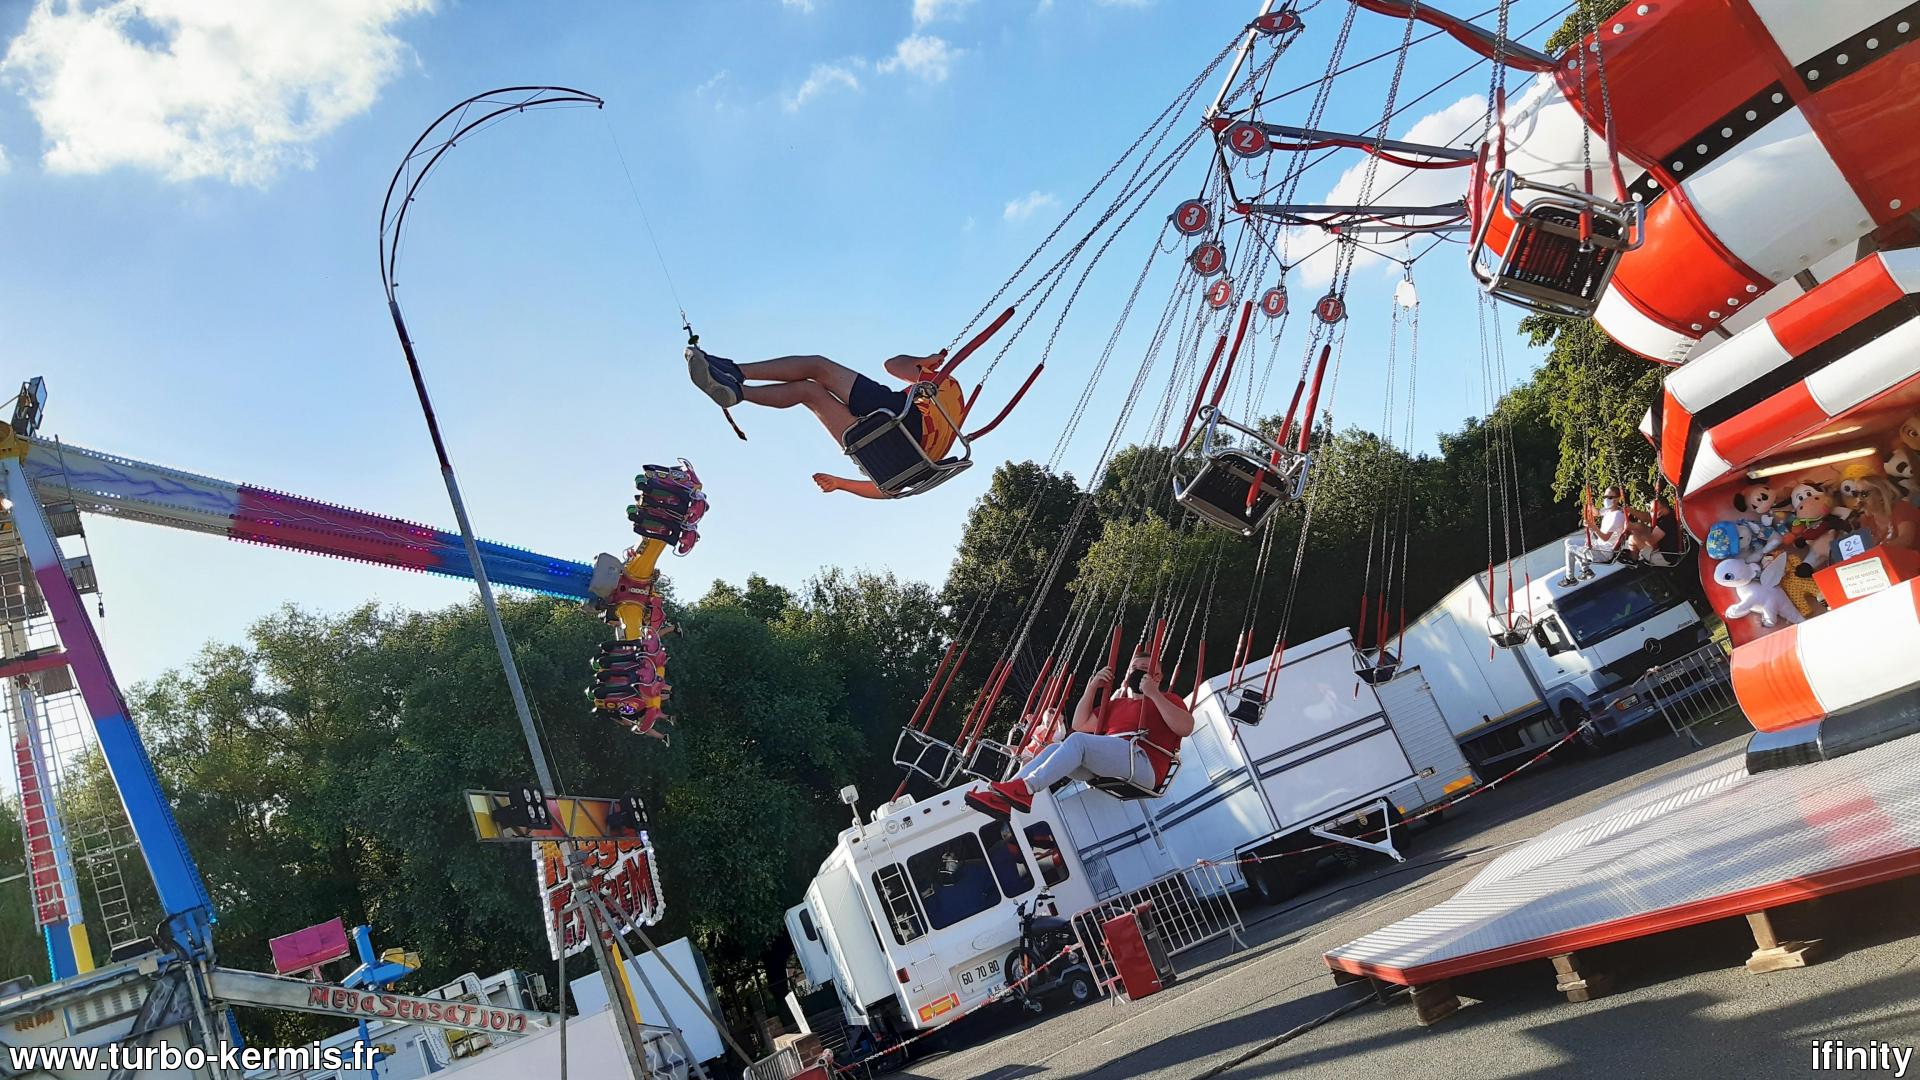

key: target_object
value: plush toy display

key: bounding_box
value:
[1715,555,1804,630]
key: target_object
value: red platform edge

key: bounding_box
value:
[1323,843,1920,985]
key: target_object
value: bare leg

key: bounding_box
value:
[737,355,860,402]
[741,379,858,438]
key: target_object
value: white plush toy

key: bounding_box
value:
[1715,555,1803,629]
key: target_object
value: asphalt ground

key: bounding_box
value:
[889,716,1920,1080]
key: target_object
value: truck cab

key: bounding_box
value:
[786,786,1095,1039]
[1515,556,1711,748]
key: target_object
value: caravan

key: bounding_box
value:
[785,628,1476,1043]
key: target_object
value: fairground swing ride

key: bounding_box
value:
[878,0,1570,808]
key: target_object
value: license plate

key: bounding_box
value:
[957,957,1001,989]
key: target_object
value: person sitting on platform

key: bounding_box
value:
[966,653,1195,819]
[686,345,965,498]
[1560,485,1631,586]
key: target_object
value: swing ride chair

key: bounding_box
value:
[1468,170,1644,319]
[892,726,963,787]
[1486,612,1533,651]
[1086,732,1182,801]
[840,381,973,499]
[1228,687,1267,727]
[1355,651,1400,686]
[960,737,1020,784]
[1173,407,1307,537]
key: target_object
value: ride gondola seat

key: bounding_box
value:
[841,381,973,499]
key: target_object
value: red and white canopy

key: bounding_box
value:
[1486,0,1920,361]
[1643,248,1920,529]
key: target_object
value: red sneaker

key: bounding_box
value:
[989,780,1034,814]
[965,787,1013,822]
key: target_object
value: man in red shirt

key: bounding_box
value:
[966,654,1195,820]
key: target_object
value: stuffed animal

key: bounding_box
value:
[1777,552,1827,617]
[1715,555,1804,630]
[1853,475,1920,549]
[1888,447,1920,505]
[1733,481,1789,553]
[1838,463,1884,510]
[1785,483,1853,569]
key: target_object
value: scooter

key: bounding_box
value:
[1003,891,1097,1013]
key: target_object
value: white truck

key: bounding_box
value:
[1397,530,1716,770]
[784,628,1476,1042]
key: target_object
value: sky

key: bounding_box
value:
[0,0,1576,688]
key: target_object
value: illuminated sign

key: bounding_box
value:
[533,835,666,959]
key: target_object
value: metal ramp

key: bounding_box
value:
[1323,734,1920,999]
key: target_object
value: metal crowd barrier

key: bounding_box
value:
[1635,641,1740,746]
[1067,861,1246,998]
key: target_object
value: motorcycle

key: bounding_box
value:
[1003,891,1097,1013]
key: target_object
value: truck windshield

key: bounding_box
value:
[1556,571,1680,646]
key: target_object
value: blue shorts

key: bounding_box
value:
[848,374,922,438]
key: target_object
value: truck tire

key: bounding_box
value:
[1567,703,1614,755]
[1246,860,1299,906]
[1061,968,1097,1005]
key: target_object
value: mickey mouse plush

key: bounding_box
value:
[1732,481,1789,556]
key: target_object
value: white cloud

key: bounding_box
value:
[781,0,814,12]
[912,0,973,26]
[877,34,959,83]
[1003,190,1058,222]
[1,0,433,186]
[783,61,862,112]
[0,144,9,175]
[696,70,729,97]
[1288,95,1484,288]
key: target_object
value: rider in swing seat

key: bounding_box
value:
[965,652,1195,820]
[686,344,966,499]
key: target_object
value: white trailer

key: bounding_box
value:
[1055,628,1476,903]
[1397,530,1716,769]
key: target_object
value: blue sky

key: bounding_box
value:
[0,0,1571,687]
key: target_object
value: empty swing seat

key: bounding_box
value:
[1086,733,1181,801]
[961,738,1020,784]
[893,727,962,786]
[1173,408,1307,537]
[1470,170,1640,318]
[1486,614,1532,650]
[1227,688,1267,726]
[842,382,973,499]
[1355,651,1400,685]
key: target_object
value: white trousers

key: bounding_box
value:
[1015,732,1151,789]
[1564,537,1621,579]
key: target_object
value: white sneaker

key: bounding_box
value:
[686,345,740,407]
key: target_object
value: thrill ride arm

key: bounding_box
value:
[22,436,595,599]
